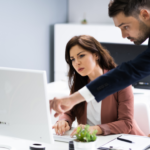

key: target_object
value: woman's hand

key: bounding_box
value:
[70,124,103,137]
[148,134,150,137]
[52,120,70,135]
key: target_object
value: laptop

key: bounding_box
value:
[0,67,54,144]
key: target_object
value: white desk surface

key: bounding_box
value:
[0,134,120,150]
[1,134,150,150]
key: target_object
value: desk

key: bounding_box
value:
[0,134,150,150]
[0,134,120,150]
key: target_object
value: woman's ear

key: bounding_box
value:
[94,53,99,61]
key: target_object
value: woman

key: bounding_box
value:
[52,35,145,136]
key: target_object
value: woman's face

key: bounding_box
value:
[70,45,99,77]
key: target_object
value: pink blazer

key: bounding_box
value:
[59,70,145,136]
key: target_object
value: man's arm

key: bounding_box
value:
[50,92,85,116]
[86,44,150,102]
[50,40,150,114]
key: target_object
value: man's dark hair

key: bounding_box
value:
[109,0,150,17]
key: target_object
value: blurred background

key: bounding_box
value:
[0,0,112,83]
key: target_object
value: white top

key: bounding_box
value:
[79,86,101,126]
[87,99,101,126]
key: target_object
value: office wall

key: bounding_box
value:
[68,0,113,24]
[0,0,68,82]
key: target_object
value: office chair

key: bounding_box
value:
[134,102,150,136]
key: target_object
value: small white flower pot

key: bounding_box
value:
[73,140,96,150]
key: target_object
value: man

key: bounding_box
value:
[50,0,150,136]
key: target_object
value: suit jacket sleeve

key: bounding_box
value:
[86,39,150,102]
[98,86,134,135]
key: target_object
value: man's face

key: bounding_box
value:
[113,12,150,45]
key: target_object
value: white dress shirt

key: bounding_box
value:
[79,86,95,102]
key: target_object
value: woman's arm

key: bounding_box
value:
[98,86,134,135]
[52,110,76,135]
[58,110,75,127]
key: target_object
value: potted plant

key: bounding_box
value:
[73,125,97,150]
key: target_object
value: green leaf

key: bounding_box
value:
[84,124,90,131]
[76,126,81,133]
[75,125,97,142]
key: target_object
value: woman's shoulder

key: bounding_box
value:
[113,85,134,101]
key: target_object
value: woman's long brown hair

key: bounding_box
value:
[65,35,116,117]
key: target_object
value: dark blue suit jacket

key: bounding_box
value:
[86,37,150,102]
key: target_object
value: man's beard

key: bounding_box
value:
[133,21,150,45]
